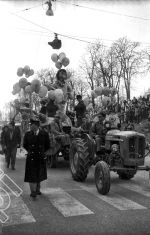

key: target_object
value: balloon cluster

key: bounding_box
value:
[13,71,49,99]
[91,86,118,108]
[93,86,117,97]
[47,89,64,104]
[51,52,70,69]
[17,65,34,78]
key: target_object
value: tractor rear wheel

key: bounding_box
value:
[95,161,110,195]
[117,170,137,180]
[70,138,91,182]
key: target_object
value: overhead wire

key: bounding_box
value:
[13,2,44,14]
[10,11,96,44]
[11,0,150,22]
[57,0,150,21]
[8,1,150,47]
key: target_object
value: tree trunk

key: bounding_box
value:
[126,88,130,100]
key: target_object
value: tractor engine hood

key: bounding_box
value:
[106,129,145,139]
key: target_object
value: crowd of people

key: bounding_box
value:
[110,96,150,125]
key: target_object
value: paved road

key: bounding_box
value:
[0,152,150,235]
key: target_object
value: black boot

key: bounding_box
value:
[30,191,37,198]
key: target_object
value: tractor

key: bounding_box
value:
[69,129,150,195]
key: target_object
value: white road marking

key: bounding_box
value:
[117,183,150,198]
[81,186,146,210]
[2,193,36,226]
[43,187,94,217]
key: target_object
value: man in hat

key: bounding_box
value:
[2,120,21,170]
[23,115,50,199]
[74,95,86,127]
[91,111,107,153]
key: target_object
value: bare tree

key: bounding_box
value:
[67,70,90,109]
[79,41,106,108]
[142,47,150,74]
[111,37,144,100]
[36,68,56,86]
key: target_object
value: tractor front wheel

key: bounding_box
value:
[94,161,110,195]
[117,169,137,180]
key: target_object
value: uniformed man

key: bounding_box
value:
[23,115,50,199]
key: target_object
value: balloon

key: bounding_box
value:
[25,85,32,94]
[94,87,103,96]
[19,77,28,89]
[68,91,73,100]
[55,61,62,69]
[39,86,48,98]
[59,52,66,62]
[87,103,93,111]
[51,53,58,63]
[17,67,24,77]
[110,87,118,96]
[31,79,41,93]
[48,90,55,100]
[13,82,21,94]
[14,99,20,109]
[24,65,30,74]
[61,57,70,67]
[102,87,111,96]
[12,90,17,95]
[54,89,64,103]
[28,69,34,77]
[102,96,111,107]
[83,97,90,106]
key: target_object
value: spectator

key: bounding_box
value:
[1,125,9,162]
[74,95,86,127]
[2,120,21,170]
[124,121,135,131]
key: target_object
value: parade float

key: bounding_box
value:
[12,53,73,164]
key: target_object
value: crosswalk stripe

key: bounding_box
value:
[2,193,36,226]
[43,187,94,217]
[117,183,150,197]
[80,186,146,210]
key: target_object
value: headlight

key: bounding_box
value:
[111,144,119,152]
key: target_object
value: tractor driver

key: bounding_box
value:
[91,111,107,153]
[50,111,81,148]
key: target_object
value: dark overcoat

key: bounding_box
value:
[23,129,50,183]
[2,127,21,149]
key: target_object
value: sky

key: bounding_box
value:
[0,0,150,111]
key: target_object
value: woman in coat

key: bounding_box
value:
[23,115,50,199]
